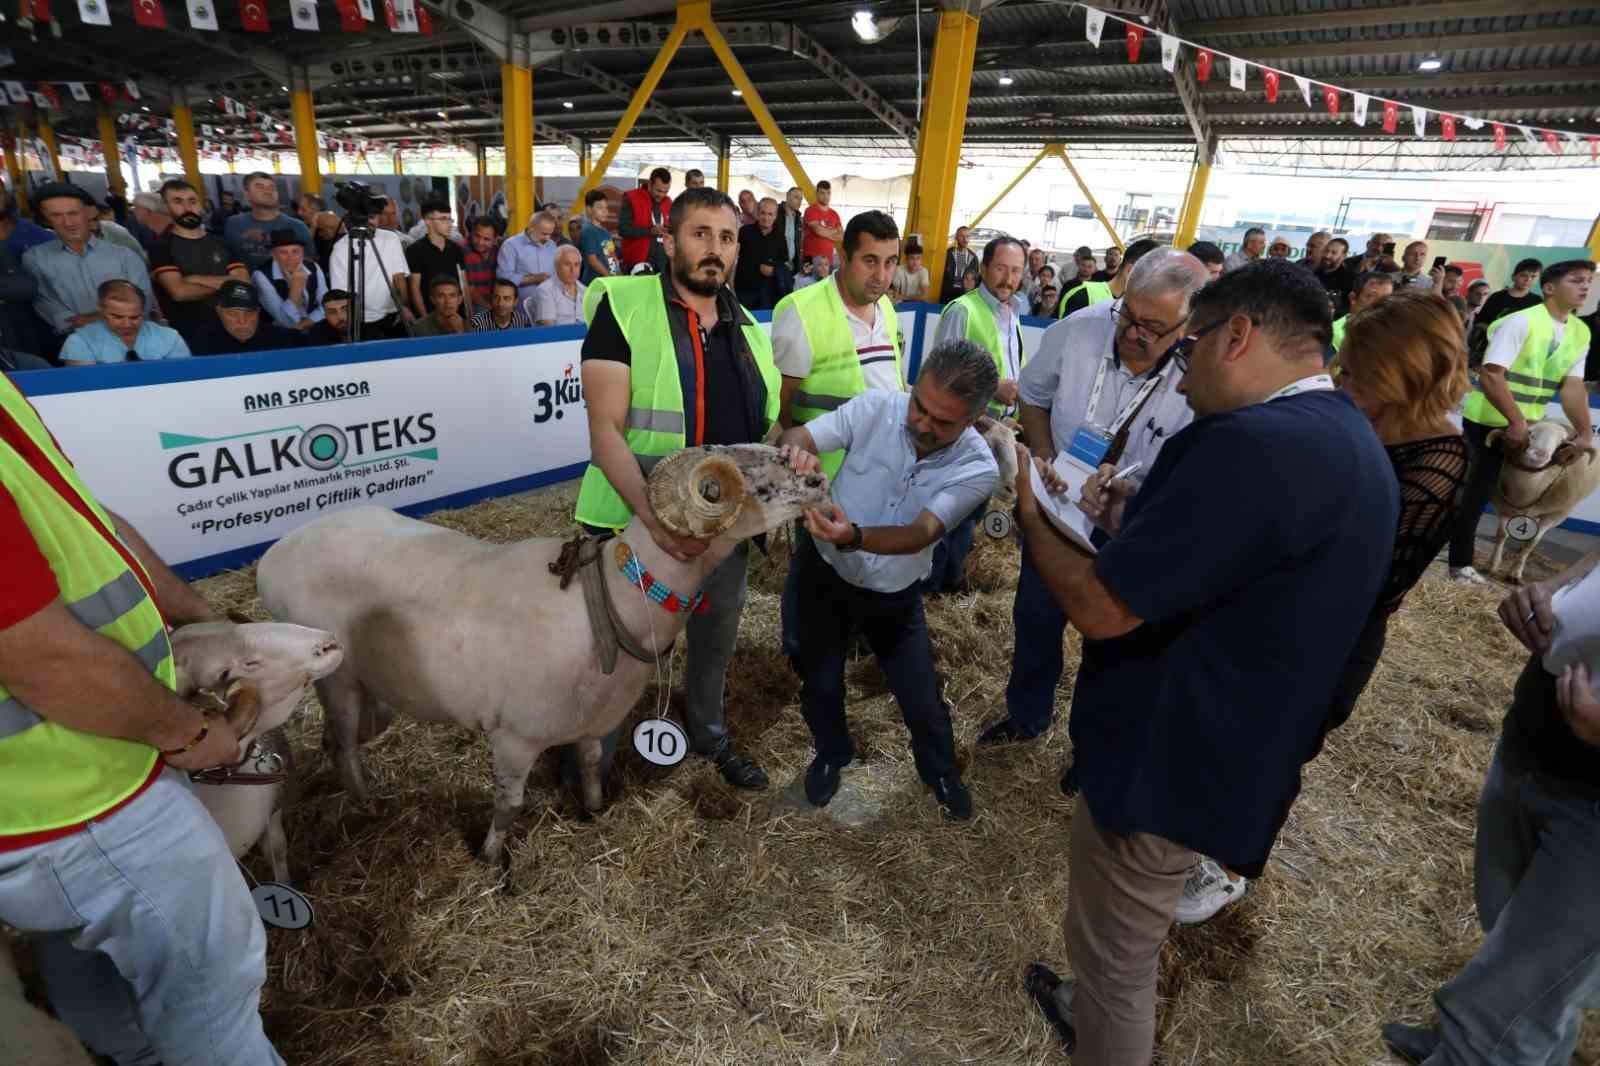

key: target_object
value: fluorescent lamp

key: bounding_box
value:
[1418,55,1442,72]
[852,10,882,42]
[998,75,1014,86]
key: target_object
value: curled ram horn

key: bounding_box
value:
[647,447,750,539]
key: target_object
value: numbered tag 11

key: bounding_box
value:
[252,882,313,930]
[632,718,688,767]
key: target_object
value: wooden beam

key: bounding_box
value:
[1185,0,1585,37]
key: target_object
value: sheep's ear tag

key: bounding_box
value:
[252,882,313,930]
[633,719,688,767]
[1507,515,1540,543]
[983,510,1011,539]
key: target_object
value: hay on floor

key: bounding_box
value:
[181,483,1595,1065]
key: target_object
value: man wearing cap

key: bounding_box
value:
[60,280,190,365]
[22,183,155,353]
[191,279,302,355]
[252,229,330,333]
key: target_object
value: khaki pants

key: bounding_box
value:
[1064,799,1197,1066]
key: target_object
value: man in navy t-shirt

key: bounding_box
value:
[1015,260,1398,1064]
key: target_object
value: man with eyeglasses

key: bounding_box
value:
[1017,260,1397,1065]
[975,249,1210,748]
[1057,238,1159,320]
[60,280,190,365]
[405,199,471,320]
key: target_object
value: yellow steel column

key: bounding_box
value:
[1586,211,1600,260]
[476,142,487,178]
[501,60,533,229]
[501,62,521,224]
[570,19,689,211]
[967,144,1050,231]
[1049,145,1121,251]
[693,7,815,203]
[1172,159,1198,243]
[290,67,321,195]
[171,88,204,205]
[98,108,126,199]
[3,131,27,218]
[577,141,590,177]
[907,5,980,302]
[716,139,730,192]
[1176,161,1212,247]
[35,118,61,178]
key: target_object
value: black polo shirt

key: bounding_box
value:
[405,237,466,311]
[149,230,243,343]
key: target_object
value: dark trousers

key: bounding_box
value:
[1448,420,1502,568]
[1307,609,1389,760]
[1002,538,1070,735]
[925,511,979,595]
[791,535,957,785]
[736,280,777,312]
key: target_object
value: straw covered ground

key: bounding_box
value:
[186,483,1597,1066]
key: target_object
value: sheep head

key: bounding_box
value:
[647,444,831,541]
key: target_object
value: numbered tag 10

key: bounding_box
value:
[632,718,688,767]
[251,882,314,930]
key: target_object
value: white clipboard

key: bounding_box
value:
[1028,452,1101,554]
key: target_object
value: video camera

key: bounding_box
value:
[334,180,384,223]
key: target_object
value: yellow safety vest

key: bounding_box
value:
[772,278,902,478]
[574,276,781,529]
[948,288,1026,417]
[0,377,172,836]
[1057,280,1113,318]
[1463,304,1591,428]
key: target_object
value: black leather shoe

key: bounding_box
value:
[1380,1022,1439,1064]
[710,743,769,791]
[1059,759,1081,797]
[1024,964,1076,1054]
[976,716,1043,746]
[931,775,973,821]
[804,756,848,806]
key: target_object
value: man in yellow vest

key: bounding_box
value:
[1448,259,1594,585]
[0,375,285,1063]
[1057,237,1159,319]
[1329,270,1395,369]
[771,210,903,655]
[575,186,811,792]
[925,235,1027,593]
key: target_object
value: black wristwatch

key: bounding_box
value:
[837,522,864,553]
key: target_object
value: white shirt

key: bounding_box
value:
[807,390,998,593]
[327,229,409,321]
[1484,308,1580,377]
[1544,566,1600,677]
[771,281,903,394]
[532,276,585,326]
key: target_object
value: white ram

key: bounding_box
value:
[1487,419,1600,583]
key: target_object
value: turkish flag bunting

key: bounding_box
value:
[22,0,49,21]
[1381,100,1399,134]
[1492,123,1507,151]
[40,84,61,109]
[1125,24,1145,63]
[416,1,431,33]
[1542,129,1562,154]
[1263,69,1279,104]
[1590,136,1598,163]
[383,0,397,29]
[132,0,166,27]
[1194,48,1213,83]
[1441,115,1456,141]
[97,81,119,104]
[239,0,269,31]
[336,0,364,30]
[1322,86,1339,117]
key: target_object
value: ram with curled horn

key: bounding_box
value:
[256,444,830,863]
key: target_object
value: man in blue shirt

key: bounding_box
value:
[223,173,311,275]
[60,280,190,364]
[778,340,1000,821]
[1017,260,1398,1063]
[0,188,53,259]
[22,183,155,347]
[494,211,558,305]
[252,230,329,332]
[577,189,619,286]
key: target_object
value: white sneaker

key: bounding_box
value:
[1449,566,1489,586]
[1174,859,1247,926]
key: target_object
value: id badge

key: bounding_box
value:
[1066,425,1112,468]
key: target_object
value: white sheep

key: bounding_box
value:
[1487,418,1600,583]
[0,936,95,1066]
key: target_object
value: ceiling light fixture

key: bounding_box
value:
[437,110,447,118]
[731,88,743,96]
[851,10,882,42]
[563,100,574,109]
[1417,54,1442,72]
[998,75,1014,86]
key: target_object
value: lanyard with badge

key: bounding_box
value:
[1066,310,1174,469]
[1263,374,1335,403]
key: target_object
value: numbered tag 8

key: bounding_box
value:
[982,509,1011,540]
[251,882,313,930]
[632,718,688,767]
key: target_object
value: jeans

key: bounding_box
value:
[925,511,978,595]
[561,539,752,786]
[1448,420,1501,569]
[1424,735,1600,1064]
[1002,537,1070,735]
[0,769,283,1066]
[780,522,809,662]
[791,534,957,785]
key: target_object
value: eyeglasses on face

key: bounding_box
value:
[1168,316,1231,373]
[1116,302,1186,343]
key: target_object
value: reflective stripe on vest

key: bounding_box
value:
[1463,304,1592,428]
[772,278,902,478]
[573,276,781,529]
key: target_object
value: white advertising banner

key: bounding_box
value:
[20,333,591,575]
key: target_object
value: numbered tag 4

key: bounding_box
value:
[632,718,688,767]
[252,882,313,930]
[1507,515,1540,543]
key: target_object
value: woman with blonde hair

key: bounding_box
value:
[1318,288,1471,748]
